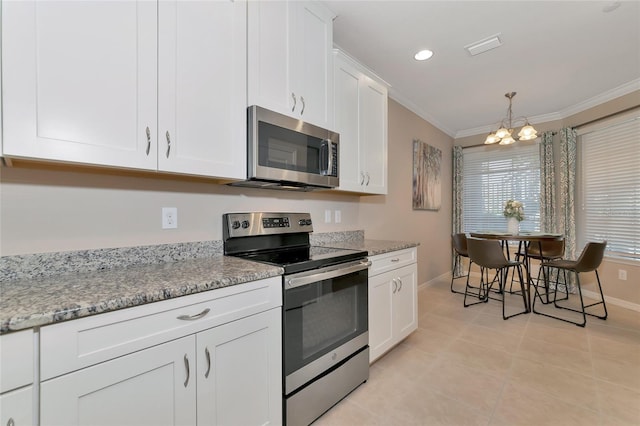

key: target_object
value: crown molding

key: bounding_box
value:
[455,78,640,139]
[388,88,457,138]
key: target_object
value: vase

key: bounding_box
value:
[507,217,519,235]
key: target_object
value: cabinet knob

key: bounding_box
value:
[145,126,151,156]
[165,131,171,158]
[204,347,211,379]
[184,354,190,388]
[177,308,211,321]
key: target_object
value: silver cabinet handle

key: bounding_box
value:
[145,126,151,155]
[291,93,297,112]
[392,278,398,294]
[391,258,400,263]
[366,172,370,186]
[7,418,15,426]
[360,172,365,185]
[397,277,403,292]
[183,354,190,387]
[177,308,210,321]
[165,131,171,158]
[204,347,211,378]
[300,96,305,115]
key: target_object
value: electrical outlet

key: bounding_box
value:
[324,209,332,223]
[334,210,341,223]
[618,269,627,280]
[162,207,178,229]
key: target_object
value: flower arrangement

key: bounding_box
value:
[503,199,525,222]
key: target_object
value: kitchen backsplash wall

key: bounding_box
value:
[0,163,361,256]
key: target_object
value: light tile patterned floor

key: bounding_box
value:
[314,275,640,425]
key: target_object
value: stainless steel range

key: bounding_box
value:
[223,212,370,426]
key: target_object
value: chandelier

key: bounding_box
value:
[484,92,538,145]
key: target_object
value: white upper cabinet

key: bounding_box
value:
[247,0,334,129]
[158,0,246,179]
[1,0,246,180]
[1,0,158,170]
[333,50,388,194]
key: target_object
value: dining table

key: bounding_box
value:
[469,231,564,311]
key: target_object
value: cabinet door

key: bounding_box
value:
[368,271,394,363]
[292,1,334,128]
[247,0,293,117]
[334,55,364,192]
[196,308,282,426]
[158,0,246,179]
[1,0,158,170]
[392,264,418,341]
[360,78,388,194]
[0,386,33,426]
[41,336,196,426]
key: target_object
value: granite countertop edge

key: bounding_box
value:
[0,238,418,334]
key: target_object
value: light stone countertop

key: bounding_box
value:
[316,239,419,256]
[0,236,418,334]
[0,255,282,334]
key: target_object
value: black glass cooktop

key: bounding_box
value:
[234,246,367,274]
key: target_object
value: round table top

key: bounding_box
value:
[469,232,563,242]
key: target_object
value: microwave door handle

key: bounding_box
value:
[327,140,334,176]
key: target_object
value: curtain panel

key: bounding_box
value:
[539,131,556,233]
[452,145,464,277]
[559,127,578,290]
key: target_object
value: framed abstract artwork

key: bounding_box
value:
[412,139,441,210]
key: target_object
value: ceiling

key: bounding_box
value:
[323,0,640,138]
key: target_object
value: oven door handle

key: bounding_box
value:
[286,260,372,289]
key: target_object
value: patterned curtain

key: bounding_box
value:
[559,127,577,290]
[539,131,556,232]
[452,145,464,276]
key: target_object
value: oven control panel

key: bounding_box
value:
[223,212,314,239]
[262,217,290,228]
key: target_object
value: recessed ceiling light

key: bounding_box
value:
[414,49,434,61]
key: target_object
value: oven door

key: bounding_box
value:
[283,260,369,394]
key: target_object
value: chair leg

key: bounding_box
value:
[534,269,608,327]
[463,265,487,307]
[502,265,528,320]
[451,256,471,295]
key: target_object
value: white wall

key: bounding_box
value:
[0,163,360,255]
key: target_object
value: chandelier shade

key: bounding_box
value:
[484,92,538,145]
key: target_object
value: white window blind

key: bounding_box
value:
[580,117,640,260]
[462,143,541,233]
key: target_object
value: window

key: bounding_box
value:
[462,143,541,233]
[579,116,640,260]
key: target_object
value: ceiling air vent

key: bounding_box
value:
[464,34,503,56]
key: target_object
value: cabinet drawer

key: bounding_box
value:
[41,277,281,380]
[0,329,34,393]
[369,248,417,277]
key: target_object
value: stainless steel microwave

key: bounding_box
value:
[231,106,339,191]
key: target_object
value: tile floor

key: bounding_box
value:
[314,275,640,425]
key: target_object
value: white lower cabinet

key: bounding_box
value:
[368,248,418,363]
[196,308,281,426]
[39,277,282,426]
[0,386,34,426]
[41,336,197,426]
